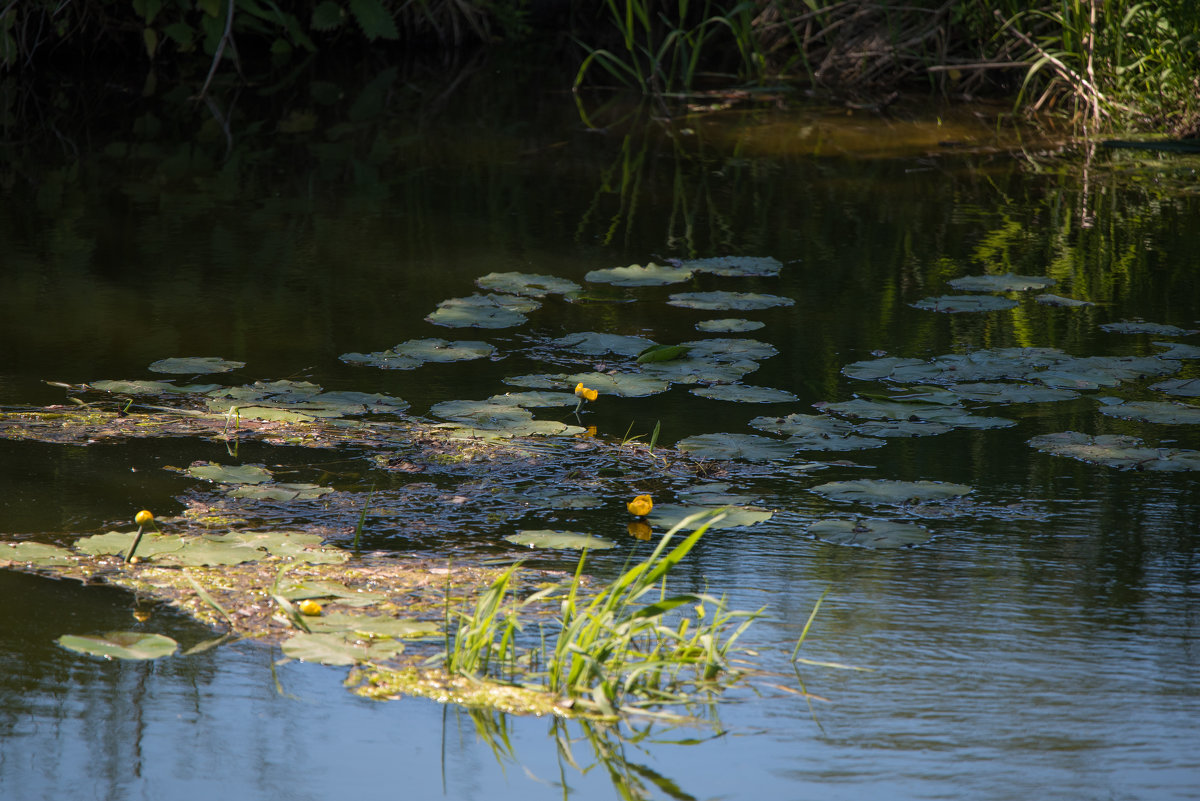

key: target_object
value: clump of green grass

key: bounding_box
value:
[443,510,761,717]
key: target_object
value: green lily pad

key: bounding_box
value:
[3,542,75,566]
[911,295,1018,313]
[809,519,933,549]
[474,272,581,297]
[946,273,1055,292]
[276,580,387,606]
[503,371,671,398]
[217,406,319,423]
[58,631,178,661]
[748,414,886,450]
[280,631,406,666]
[585,263,694,286]
[1028,431,1200,471]
[682,256,783,277]
[668,291,794,311]
[504,530,616,550]
[1035,355,1180,389]
[1154,342,1200,360]
[681,338,778,362]
[647,504,773,530]
[1100,320,1199,336]
[944,382,1080,404]
[691,384,798,403]
[429,400,534,429]
[1036,293,1095,308]
[819,399,1014,430]
[1151,378,1200,397]
[186,462,273,485]
[810,479,973,505]
[305,613,441,638]
[843,348,1071,385]
[551,332,656,356]
[850,419,954,437]
[159,538,266,566]
[341,338,495,370]
[1097,400,1200,424]
[639,359,759,385]
[637,344,692,363]
[148,356,245,374]
[676,433,799,461]
[485,391,578,408]
[426,295,536,328]
[299,391,409,416]
[227,483,334,501]
[90,379,222,395]
[74,531,182,558]
[696,318,765,333]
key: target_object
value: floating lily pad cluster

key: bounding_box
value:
[912,272,1094,313]
[341,338,496,370]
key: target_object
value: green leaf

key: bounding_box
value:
[668,291,794,311]
[148,356,245,374]
[311,1,345,30]
[504,530,616,550]
[910,295,1018,313]
[585,263,694,286]
[810,479,972,505]
[695,318,765,333]
[636,344,691,363]
[551,332,656,356]
[3,542,74,566]
[186,462,273,484]
[946,273,1055,292]
[281,631,405,665]
[58,631,178,661]
[75,531,182,558]
[474,272,581,297]
[647,504,773,530]
[690,384,797,403]
[809,519,933,549]
[676,433,798,461]
[1028,431,1200,471]
[348,0,399,40]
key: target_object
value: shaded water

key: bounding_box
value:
[2,59,1199,800]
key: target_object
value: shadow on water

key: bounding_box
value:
[2,49,1200,801]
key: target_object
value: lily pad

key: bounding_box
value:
[485,391,578,408]
[842,348,1072,384]
[1036,294,1095,308]
[148,357,245,375]
[75,531,182,558]
[944,382,1080,404]
[946,273,1055,292]
[1035,355,1181,389]
[474,272,581,297]
[749,414,886,450]
[676,433,799,461]
[2,542,75,566]
[681,338,778,362]
[227,483,334,501]
[305,613,440,638]
[1154,342,1200,360]
[647,504,773,530]
[280,631,406,666]
[690,384,798,403]
[809,519,933,549]
[850,419,954,437]
[820,399,1014,430]
[668,291,794,311]
[90,379,222,395]
[639,359,759,385]
[504,530,616,550]
[696,318,765,333]
[1151,378,1200,397]
[585,263,694,286]
[810,479,973,505]
[1100,320,1199,336]
[1097,400,1200,424]
[1028,431,1200,471]
[550,332,656,356]
[276,580,387,606]
[58,631,178,661]
[342,338,495,369]
[911,295,1018,313]
[426,295,536,329]
[159,538,266,566]
[682,256,783,278]
[186,462,273,485]
[503,371,671,398]
[636,344,692,363]
[429,400,534,429]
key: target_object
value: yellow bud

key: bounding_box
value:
[298,600,323,616]
[627,494,653,517]
[574,383,598,402]
[134,510,154,526]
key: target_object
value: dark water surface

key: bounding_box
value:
[2,61,1199,800]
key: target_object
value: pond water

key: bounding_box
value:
[2,58,1199,801]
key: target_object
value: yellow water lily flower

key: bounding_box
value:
[627,494,653,517]
[574,382,599,402]
[134,510,154,526]
[298,600,323,616]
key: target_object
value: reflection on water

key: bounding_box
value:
[2,57,1199,800]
